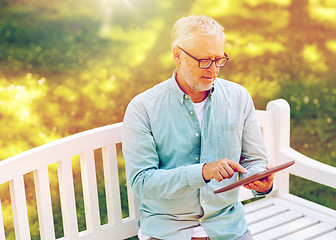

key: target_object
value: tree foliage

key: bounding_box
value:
[0,0,335,238]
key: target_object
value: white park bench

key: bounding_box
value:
[0,99,335,240]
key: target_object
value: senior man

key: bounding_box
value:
[122,15,274,240]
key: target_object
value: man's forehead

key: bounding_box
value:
[183,33,225,50]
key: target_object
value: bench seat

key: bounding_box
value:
[245,194,336,239]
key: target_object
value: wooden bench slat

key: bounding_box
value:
[245,205,287,224]
[256,111,276,166]
[0,199,6,240]
[278,222,335,240]
[57,159,79,238]
[253,216,318,239]
[244,198,274,214]
[9,176,31,240]
[249,210,302,235]
[275,195,336,225]
[314,230,336,240]
[102,145,123,225]
[80,151,101,231]
[33,166,56,240]
[246,195,336,239]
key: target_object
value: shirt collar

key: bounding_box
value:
[170,69,187,105]
[170,69,215,105]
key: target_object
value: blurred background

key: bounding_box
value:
[0,0,335,239]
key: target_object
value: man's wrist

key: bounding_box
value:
[256,184,273,195]
[202,163,211,183]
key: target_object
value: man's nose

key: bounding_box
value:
[208,61,219,73]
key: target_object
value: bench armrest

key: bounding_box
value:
[280,147,336,189]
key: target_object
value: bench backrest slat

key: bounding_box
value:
[33,166,56,240]
[102,145,123,225]
[0,199,5,240]
[57,158,79,238]
[10,176,31,239]
[80,150,101,231]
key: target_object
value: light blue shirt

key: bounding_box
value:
[122,71,269,240]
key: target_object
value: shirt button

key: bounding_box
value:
[202,200,206,204]
[184,95,188,99]
[195,133,199,137]
[195,157,199,161]
[198,218,203,223]
[190,111,194,115]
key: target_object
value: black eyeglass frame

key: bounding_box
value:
[177,46,229,69]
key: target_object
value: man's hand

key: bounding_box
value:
[243,165,274,193]
[202,158,248,182]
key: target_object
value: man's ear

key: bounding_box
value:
[173,47,181,64]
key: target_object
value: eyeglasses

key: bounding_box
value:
[177,46,229,69]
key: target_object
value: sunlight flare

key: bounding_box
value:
[100,0,136,38]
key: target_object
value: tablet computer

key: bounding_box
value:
[214,160,295,194]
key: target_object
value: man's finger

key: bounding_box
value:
[218,166,229,179]
[228,161,248,174]
[215,171,224,182]
[222,164,235,178]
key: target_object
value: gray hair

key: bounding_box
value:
[171,15,225,49]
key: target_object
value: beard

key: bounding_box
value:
[179,62,214,92]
